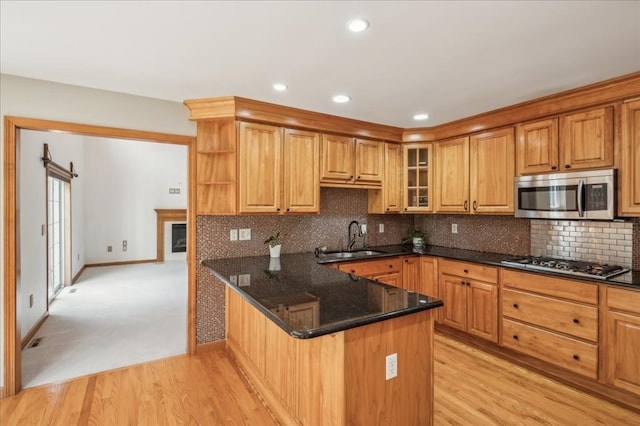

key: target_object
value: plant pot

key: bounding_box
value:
[412,237,424,249]
[269,244,281,258]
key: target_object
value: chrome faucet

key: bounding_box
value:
[347,220,362,251]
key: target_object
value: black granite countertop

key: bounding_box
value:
[202,253,443,339]
[317,244,640,289]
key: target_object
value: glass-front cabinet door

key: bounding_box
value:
[403,143,433,212]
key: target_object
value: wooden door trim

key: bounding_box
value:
[2,116,196,397]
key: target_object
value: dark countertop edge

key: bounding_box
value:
[317,244,640,290]
[208,267,443,339]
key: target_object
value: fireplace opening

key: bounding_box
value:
[171,223,187,253]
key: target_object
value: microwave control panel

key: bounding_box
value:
[586,183,608,210]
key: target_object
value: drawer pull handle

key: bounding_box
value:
[573,354,580,360]
[513,303,519,308]
[350,270,356,274]
[466,282,470,286]
[463,269,468,273]
[513,335,519,340]
[573,318,580,324]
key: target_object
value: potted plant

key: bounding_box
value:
[264,232,282,258]
[403,228,426,249]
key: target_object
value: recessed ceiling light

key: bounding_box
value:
[273,83,288,91]
[413,113,430,121]
[347,18,369,32]
[332,94,351,103]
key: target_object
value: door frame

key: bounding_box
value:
[2,116,197,397]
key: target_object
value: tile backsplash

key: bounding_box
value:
[531,219,634,268]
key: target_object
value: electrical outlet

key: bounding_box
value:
[229,275,238,285]
[379,223,385,233]
[169,188,180,194]
[239,228,251,241]
[360,224,367,234]
[386,353,398,380]
[451,224,458,234]
[238,274,251,287]
[230,229,238,241]
[107,245,113,252]
[122,240,128,251]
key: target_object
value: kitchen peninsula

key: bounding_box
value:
[203,253,443,426]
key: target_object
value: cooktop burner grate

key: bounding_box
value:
[501,256,629,280]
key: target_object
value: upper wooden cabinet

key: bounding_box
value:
[620,99,640,216]
[368,143,402,214]
[435,128,515,214]
[320,135,383,187]
[470,128,515,214]
[516,118,559,175]
[195,119,238,215]
[434,137,469,213]
[239,123,319,214]
[402,143,433,213]
[516,106,614,175]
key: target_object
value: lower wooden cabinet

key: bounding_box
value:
[265,292,320,331]
[602,286,640,396]
[337,258,402,287]
[501,269,599,378]
[438,259,498,342]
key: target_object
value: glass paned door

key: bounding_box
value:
[404,144,432,212]
[47,175,69,302]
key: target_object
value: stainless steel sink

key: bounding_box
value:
[321,249,386,259]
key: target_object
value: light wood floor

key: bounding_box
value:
[2,334,639,425]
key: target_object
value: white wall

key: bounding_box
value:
[0,73,195,388]
[84,137,187,263]
[19,130,86,340]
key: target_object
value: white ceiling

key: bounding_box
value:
[1,1,639,128]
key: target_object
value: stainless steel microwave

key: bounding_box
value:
[515,169,616,220]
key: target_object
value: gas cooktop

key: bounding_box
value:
[501,256,629,280]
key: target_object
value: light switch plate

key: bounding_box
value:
[379,223,385,233]
[451,224,458,234]
[230,229,238,241]
[238,274,251,287]
[386,353,398,380]
[239,228,251,241]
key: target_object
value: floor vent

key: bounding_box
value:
[69,288,77,293]
[28,337,43,348]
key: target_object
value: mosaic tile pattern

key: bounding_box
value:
[415,214,530,256]
[632,218,639,270]
[530,219,633,268]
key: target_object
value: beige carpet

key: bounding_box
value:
[21,260,187,388]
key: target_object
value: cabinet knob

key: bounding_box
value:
[349,175,354,179]
[573,354,580,360]
[513,303,519,308]
[389,264,394,268]
[461,280,465,285]
[277,208,281,212]
[573,318,579,324]
[286,208,290,212]
[551,166,557,170]
[513,335,519,340]
[565,164,571,169]
[350,270,356,274]
[463,269,468,273]
[357,175,361,180]
[466,281,470,286]
[404,208,408,211]
[386,208,390,211]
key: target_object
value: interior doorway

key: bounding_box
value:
[2,116,196,396]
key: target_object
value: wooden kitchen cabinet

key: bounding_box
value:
[402,256,420,291]
[402,143,433,212]
[438,259,498,342]
[619,99,640,216]
[435,128,514,214]
[368,143,402,213]
[501,269,598,379]
[470,128,515,214]
[516,106,614,175]
[321,134,383,187]
[419,256,438,298]
[337,257,402,287]
[602,286,640,396]
[434,136,469,213]
[195,119,238,215]
[239,123,319,214]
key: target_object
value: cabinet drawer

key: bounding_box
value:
[502,319,597,379]
[503,289,597,342]
[606,286,640,314]
[440,259,498,283]
[501,269,597,304]
[337,258,402,277]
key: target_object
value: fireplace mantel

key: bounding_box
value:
[155,209,187,262]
